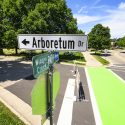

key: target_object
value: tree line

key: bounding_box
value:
[116,37,125,48]
[0,0,83,54]
[0,0,124,55]
[88,24,125,50]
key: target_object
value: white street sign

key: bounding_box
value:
[18,34,88,51]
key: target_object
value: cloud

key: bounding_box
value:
[78,6,87,14]
[93,0,101,6]
[101,9,125,38]
[118,2,125,9]
[74,2,125,38]
[74,14,102,25]
[91,5,109,9]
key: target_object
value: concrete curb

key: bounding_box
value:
[0,86,41,125]
[60,62,85,67]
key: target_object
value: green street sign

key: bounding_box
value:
[32,52,58,78]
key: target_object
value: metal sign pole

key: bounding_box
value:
[49,65,53,125]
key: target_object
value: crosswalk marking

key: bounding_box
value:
[57,79,75,125]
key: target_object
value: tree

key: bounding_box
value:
[0,0,4,54]
[88,24,111,50]
[2,0,42,53]
[1,0,82,54]
[1,0,30,54]
[117,36,125,47]
[22,0,79,34]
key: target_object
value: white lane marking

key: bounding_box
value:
[85,68,103,125]
[110,69,125,72]
[112,65,125,67]
[57,79,75,125]
[108,69,125,84]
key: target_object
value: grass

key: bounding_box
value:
[0,101,26,125]
[59,51,86,65]
[3,49,43,55]
[93,55,109,65]
[91,51,109,65]
[1,49,86,65]
[2,49,45,61]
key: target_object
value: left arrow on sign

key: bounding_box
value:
[22,39,30,45]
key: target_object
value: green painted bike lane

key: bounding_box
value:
[87,67,125,125]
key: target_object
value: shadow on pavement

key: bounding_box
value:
[120,52,125,53]
[24,74,35,80]
[0,61,33,82]
[101,53,111,56]
[90,52,111,56]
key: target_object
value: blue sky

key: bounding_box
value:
[66,0,125,38]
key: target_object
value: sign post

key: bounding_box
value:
[49,65,53,125]
[18,34,88,125]
[32,52,59,125]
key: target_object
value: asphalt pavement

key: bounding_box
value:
[108,64,125,80]
[1,51,125,125]
[72,67,95,125]
[104,50,125,65]
[0,60,32,85]
[3,63,95,125]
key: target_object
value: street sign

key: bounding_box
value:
[54,52,59,62]
[32,52,58,78]
[18,34,88,51]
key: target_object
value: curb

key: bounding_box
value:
[0,87,41,125]
[0,96,31,125]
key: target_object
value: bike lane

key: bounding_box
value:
[86,67,125,125]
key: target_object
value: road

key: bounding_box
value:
[0,60,32,87]
[104,50,125,80]
[108,64,125,80]
[1,51,125,125]
[103,50,125,65]
[1,62,95,125]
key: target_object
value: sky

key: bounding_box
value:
[66,0,125,38]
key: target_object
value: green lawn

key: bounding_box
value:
[0,101,26,125]
[59,51,86,65]
[93,55,109,65]
[2,49,86,65]
[3,49,43,55]
[88,67,125,125]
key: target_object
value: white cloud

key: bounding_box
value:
[101,9,125,38]
[78,6,87,14]
[74,2,125,38]
[93,0,101,6]
[74,14,101,25]
[91,5,109,9]
[118,2,125,9]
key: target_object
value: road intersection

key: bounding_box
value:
[0,50,125,125]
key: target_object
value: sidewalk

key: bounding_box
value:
[82,51,102,67]
[0,57,42,125]
[0,55,22,61]
[0,86,41,125]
